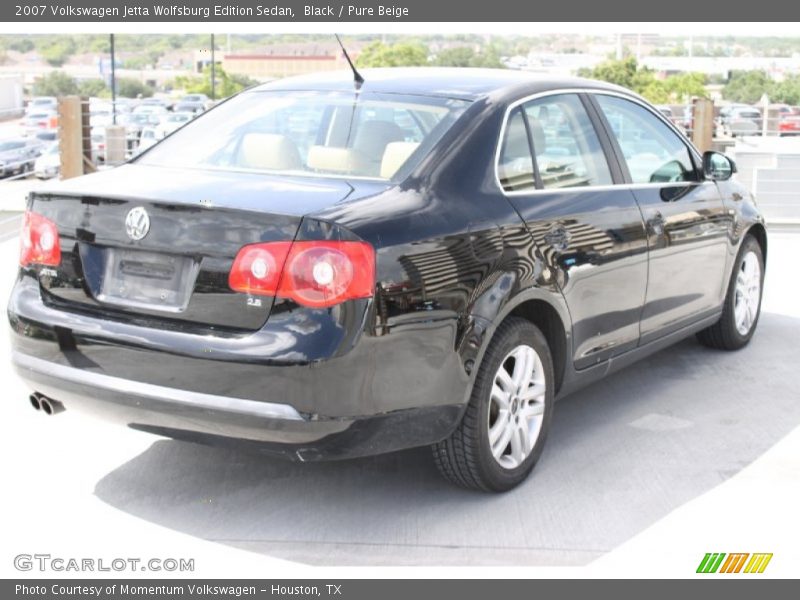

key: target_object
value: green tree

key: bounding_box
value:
[171,66,257,99]
[32,71,78,96]
[356,41,429,68]
[663,72,708,102]
[768,74,800,105]
[723,70,773,104]
[40,38,76,67]
[580,57,707,104]
[579,57,656,94]
[77,79,109,97]
[434,45,505,69]
[116,78,154,98]
[8,38,34,53]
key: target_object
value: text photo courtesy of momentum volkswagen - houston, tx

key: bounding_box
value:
[0,1,798,588]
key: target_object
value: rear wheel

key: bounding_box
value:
[433,317,554,492]
[697,235,764,350]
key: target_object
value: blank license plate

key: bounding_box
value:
[97,248,198,312]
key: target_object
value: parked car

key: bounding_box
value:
[181,93,210,108]
[8,69,767,492]
[34,130,58,143]
[132,104,169,119]
[25,96,57,115]
[173,100,205,115]
[156,111,194,137]
[21,111,57,136]
[90,127,106,164]
[723,106,762,137]
[134,126,162,155]
[34,142,60,179]
[0,137,43,177]
[779,115,800,136]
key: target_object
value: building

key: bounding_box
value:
[0,74,24,119]
[221,42,360,81]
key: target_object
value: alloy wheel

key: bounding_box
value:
[488,344,547,469]
[734,250,761,336]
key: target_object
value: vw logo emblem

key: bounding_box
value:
[125,207,150,241]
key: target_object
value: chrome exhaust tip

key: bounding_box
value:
[29,394,41,411]
[38,396,65,415]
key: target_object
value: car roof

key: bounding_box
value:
[252,67,633,101]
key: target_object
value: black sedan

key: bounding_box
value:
[8,69,766,491]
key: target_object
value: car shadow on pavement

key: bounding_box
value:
[94,311,800,566]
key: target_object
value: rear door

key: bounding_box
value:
[591,94,730,343]
[498,93,649,370]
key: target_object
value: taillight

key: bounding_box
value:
[19,210,61,267]
[228,241,292,297]
[229,240,375,308]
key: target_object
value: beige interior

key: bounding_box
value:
[239,133,302,170]
[380,142,420,179]
[307,146,358,173]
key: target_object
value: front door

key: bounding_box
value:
[591,94,730,343]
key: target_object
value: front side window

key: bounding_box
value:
[137,91,470,181]
[595,95,699,184]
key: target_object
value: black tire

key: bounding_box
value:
[432,317,554,492]
[697,235,764,351]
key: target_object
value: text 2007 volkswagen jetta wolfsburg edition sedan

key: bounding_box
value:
[9,69,766,491]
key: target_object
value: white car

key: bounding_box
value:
[135,127,162,155]
[156,112,194,138]
[26,96,57,115]
[34,142,60,179]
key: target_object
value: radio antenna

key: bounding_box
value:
[335,34,364,91]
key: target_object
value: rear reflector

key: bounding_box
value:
[229,240,375,308]
[19,210,61,267]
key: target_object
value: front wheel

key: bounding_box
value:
[697,234,764,350]
[433,317,554,492]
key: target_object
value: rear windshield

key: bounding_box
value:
[137,90,470,180]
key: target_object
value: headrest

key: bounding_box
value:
[307,146,356,173]
[380,142,420,179]
[239,133,301,170]
[353,120,406,156]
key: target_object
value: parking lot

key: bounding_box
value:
[0,219,798,574]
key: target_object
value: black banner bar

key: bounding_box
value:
[3,0,800,22]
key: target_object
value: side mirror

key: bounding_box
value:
[703,151,736,181]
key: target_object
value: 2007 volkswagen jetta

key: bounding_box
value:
[8,68,766,491]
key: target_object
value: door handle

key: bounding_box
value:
[544,226,571,251]
[647,212,665,236]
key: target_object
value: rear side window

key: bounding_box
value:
[523,94,612,190]
[497,93,613,192]
[595,95,699,184]
[497,108,535,192]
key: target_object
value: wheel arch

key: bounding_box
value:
[464,288,571,401]
[746,222,768,265]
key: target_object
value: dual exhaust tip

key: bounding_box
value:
[29,393,64,416]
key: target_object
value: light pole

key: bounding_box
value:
[110,33,116,124]
[211,33,216,101]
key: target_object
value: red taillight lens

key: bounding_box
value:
[228,241,292,296]
[229,240,375,308]
[19,211,61,267]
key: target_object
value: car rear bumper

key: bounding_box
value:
[8,276,468,459]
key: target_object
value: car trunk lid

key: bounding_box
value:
[29,165,361,332]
